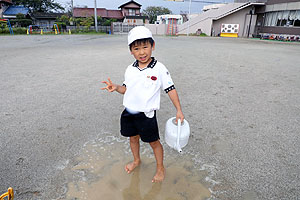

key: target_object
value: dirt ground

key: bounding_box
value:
[0,34,300,200]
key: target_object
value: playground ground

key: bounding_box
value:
[0,35,300,200]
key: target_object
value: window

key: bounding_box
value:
[288,10,296,26]
[291,10,300,27]
[270,12,278,26]
[128,9,135,16]
[276,11,283,26]
[264,10,300,27]
[264,12,272,26]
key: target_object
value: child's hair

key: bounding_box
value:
[129,37,154,50]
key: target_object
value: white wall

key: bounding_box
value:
[178,18,212,35]
[145,24,167,35]
[212,7,257,37]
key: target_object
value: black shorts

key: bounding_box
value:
[120,109,159,143]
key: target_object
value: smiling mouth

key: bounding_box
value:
[140,56,147,61]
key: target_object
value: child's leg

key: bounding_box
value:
[149,140,165,182]
[125,135,141,173]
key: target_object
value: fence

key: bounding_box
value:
[66,26,111,33]
[112,22,136,34]
[112,23,175,36]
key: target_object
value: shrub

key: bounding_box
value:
[0,28,10,34]
[0,27,27,34]
[13,27,27,34]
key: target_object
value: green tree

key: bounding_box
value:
[12,0,64,13]
[0,21,8,29]
[102,18,117,26]
[55,15,70,30]
[142,6,172,24]
[11,13,32,27]
[80,17,94,29]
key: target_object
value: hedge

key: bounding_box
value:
[0,27,27,34]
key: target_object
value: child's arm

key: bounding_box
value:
[167,89,184,123]
[101,78,126,94]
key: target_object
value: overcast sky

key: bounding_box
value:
[55,0,233,14]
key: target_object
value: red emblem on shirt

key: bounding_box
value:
[151,76,157,81]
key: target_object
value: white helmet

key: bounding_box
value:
[128,26,154,46]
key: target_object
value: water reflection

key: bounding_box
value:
[66,136,211,200]
[122,167,162,200]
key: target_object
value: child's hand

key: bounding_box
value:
[176,110,184,124]
[101,78,117,92]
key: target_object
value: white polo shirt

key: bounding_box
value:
[123,58,175,113]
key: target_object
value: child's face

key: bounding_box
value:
[130,41,155,66]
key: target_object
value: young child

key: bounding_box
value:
[101,26,184,182]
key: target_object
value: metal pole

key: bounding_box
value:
[71,0,74,17]
[247,8,253,38]
[187,0,191,36]
[94,0,98,32]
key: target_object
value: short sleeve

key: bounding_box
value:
[123,66,130,87]
[160,65,175,93]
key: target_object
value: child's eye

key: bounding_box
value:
[134,48,139,51]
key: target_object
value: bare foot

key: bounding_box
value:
[152,167,165,182]
[125,160,140,174]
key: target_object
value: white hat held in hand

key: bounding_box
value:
[128,26,154,46]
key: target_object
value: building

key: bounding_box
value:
[175,0,300,39]
[2,5,29,19]
[118,0,147,25]
[177,2,265,37]
[257,0,300,37]
[73,8,124,20]
[156,15,183,25]
[31,12,64,27]
[73,0,148,25]
[0,0,12,18]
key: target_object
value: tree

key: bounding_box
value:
[142,6,172,24]
[12,0,64,13]
[11,13,32,27]
[80,17,94,29]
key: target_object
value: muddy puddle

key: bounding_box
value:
[65,134,212,200]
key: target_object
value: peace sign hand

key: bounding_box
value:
[101,78,117,92]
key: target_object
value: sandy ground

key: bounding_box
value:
[0,34,300,200]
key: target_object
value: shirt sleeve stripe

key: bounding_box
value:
[164,85,175,93]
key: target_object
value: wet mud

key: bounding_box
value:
[65,135,211,200]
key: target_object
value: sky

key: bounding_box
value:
[56,0,233,15]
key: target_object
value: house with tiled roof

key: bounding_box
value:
[73,0,148,25]
[0,0,12,18]
[31,12,64,27]
[2,5,29,19]
[73,8,123,20]
[119,0,147,25]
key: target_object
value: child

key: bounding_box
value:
[101,26,184,182]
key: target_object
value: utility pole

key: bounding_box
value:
[71,0,74,17]
[94,0,98,32]
[187,0,191,36]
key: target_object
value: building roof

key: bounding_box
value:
[3,6,29,16]
[179,2,265,32]
[73,8,123,19]
[118,0,142,9]
[31,12,64,19]
[188,2,264,24]
[214,2,264,20]
[0,0,12,4]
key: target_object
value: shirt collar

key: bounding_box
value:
[132,57,157,70]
